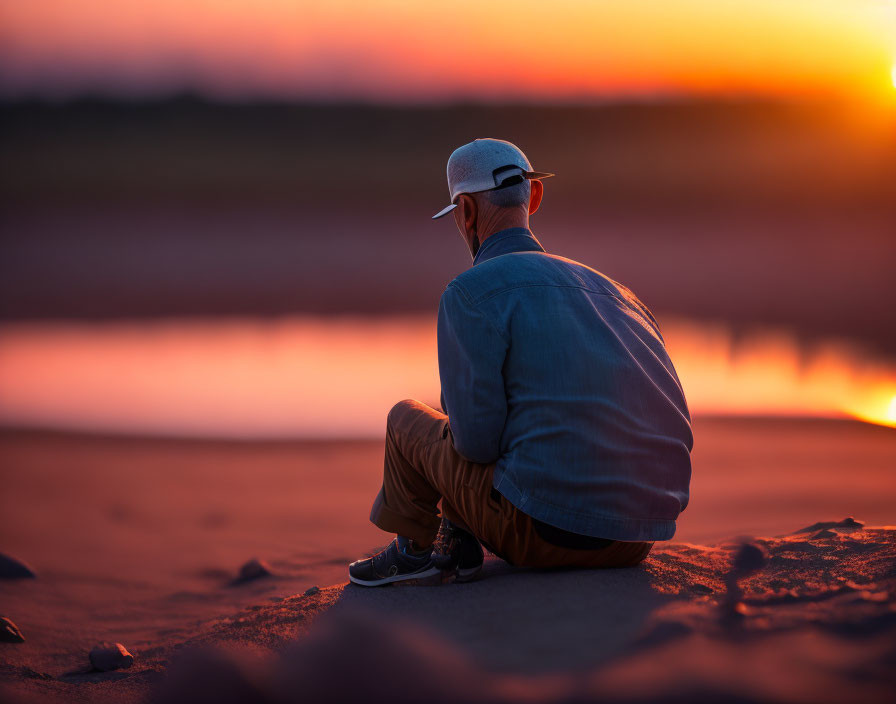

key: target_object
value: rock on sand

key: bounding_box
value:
[0,553,36,579]
[232,558,273,584]
[89,642,134,671]
[1,616,25,643]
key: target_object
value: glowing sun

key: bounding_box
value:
[887,394,896,424]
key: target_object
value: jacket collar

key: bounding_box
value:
[472,227,545,266]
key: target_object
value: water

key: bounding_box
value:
[1,316,894,437]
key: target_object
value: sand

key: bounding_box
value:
[3,524,894,703]
[1,418,894,702]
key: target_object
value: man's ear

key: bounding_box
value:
[458,194,477,234]
[528,180,544,215]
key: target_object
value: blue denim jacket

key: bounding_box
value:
[437,227,692,541]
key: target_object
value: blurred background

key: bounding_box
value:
[1,1,895,590]
[1,1,895,439]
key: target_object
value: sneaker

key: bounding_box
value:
[348,537,440,587]
[432,520,484,582]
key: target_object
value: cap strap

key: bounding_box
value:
[492,164,526,187]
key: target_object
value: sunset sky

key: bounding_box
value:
[1,0,894,101]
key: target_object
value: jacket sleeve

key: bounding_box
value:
[437,283,508,464]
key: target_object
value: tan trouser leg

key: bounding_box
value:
[370,399,653,568]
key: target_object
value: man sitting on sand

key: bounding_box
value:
[349,138,693,586]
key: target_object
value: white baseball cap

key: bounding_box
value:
[432,138,554,219]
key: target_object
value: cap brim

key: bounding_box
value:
[432,203,458,220]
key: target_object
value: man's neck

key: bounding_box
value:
[477,217,529,246]
[471,225,544,266]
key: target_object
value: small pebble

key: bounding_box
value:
[89,642,134,671]
[304,586,320,596]
[0,616,25,643]
[233,559,272,584]
[835,517,864,530]
[721,540,769,624]
[0,553,36,579]
[731,542,768,577]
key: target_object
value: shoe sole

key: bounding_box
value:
[349,565,442,587]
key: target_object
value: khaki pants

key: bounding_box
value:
[370,399,653,569]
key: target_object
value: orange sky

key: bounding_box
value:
[1,0,894,101]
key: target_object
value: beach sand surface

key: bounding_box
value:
[1,417,894,702]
